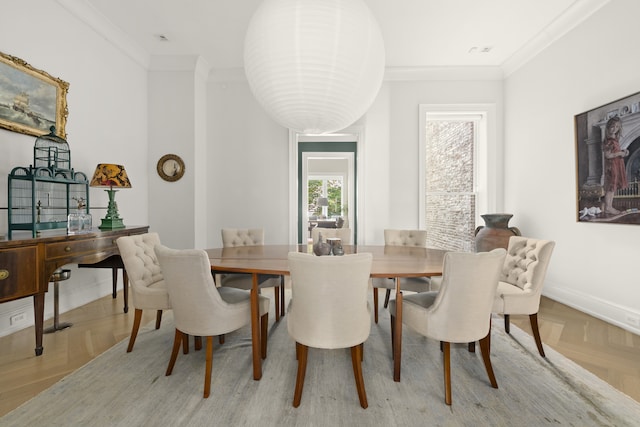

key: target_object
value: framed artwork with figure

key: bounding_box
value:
[575,91,640,224]
[0,51,69,138]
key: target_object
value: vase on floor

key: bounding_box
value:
[474,213,521,252]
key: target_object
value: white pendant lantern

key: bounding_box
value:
[244,0,385,134]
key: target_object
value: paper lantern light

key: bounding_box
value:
[244,0,385,134]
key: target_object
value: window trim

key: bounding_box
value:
[418,104,500,230]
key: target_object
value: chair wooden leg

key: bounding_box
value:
[529,313,546,357]
[373,288,379,324]
[182,333,189,354]
[504,314,510,334]
[351,344,368,409]
[293,342,309,408]
[261,313,269,359]
[479,332,498,389]
[194,336,202,351]
[442,341,452,405]
[204,336,214,398]
[166,329,182,376]
[219,335,225,344]
[468,342,475,352]
[155,310,163,329]
[383,289,391,308]
[274,286,281,322]
[127,308,143,353]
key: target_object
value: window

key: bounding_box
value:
[419,105,496,251]
[308,176,344,218]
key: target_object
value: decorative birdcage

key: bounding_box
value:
[7,127,89,238]
[33,126,71,170]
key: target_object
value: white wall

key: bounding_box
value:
[207,79,290,246]
[147,55,208,249]
[504,0,640,333]
[0,0,149,336]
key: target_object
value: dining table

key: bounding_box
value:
[206,244,446,382]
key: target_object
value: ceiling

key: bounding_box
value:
[76,0,608,75]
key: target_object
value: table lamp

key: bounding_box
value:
[90,163,131,230]
[317,197,329,218]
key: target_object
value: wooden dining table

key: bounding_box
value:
[206,244,446,382]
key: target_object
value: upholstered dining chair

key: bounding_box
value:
[430,236,555,357]
[492,236,555,357]
[155,244,270,398]
[372,229,429,323]
[116,232,170,353]
[310,227,351,244]
[219,228,285,321]
[388,249,506,405]
[287,252,373,408]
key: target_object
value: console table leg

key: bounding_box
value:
[33,293,44,356]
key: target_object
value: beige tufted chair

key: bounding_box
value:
[156,244,270,398]
[388,249,506,405]
[372,229,429,323]
[493,236,555,357]
[116,233,170,352]
[287,252,373,408]
[311,227,351,244]
[430,236,555,357]
[219,228,285,321]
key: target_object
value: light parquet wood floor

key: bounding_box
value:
[0,292,638,417]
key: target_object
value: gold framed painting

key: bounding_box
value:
[0,51,69,138]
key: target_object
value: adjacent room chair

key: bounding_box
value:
[310,227,351,244]
[155,244,270,398]
[116,232,170,352]
[492,236,555,357]
[219,228,285,321]
[388,249,506,405]
[287,252,373,408]
[372,229,429,323]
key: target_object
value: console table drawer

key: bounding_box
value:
[0,246,39,302]
[46,237,118,260]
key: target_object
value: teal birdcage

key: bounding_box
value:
[7,127,89,238]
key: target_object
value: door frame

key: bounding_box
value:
[289,127,365,244]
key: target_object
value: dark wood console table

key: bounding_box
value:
[0,226,149,356]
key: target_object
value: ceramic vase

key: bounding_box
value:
[474,213,521,252]
[313,233,331,256]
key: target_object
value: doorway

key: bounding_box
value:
[289,128,364,245]
[297,142,356,244]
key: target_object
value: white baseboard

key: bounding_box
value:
[0,269,119,338]
[543,285,640,335]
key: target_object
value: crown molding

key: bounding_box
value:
[501,0,611,76]
[209,66,505,83]
[58,0,612,81]
[57,0,150,69]
[384,66,504,81]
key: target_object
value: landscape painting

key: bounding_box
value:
[0,51,68,138]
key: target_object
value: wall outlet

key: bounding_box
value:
[625,314,640,328]
[9,312,27,326]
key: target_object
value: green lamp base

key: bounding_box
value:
[98,217,125,230]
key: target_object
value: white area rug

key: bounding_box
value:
[3,293,639,426]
